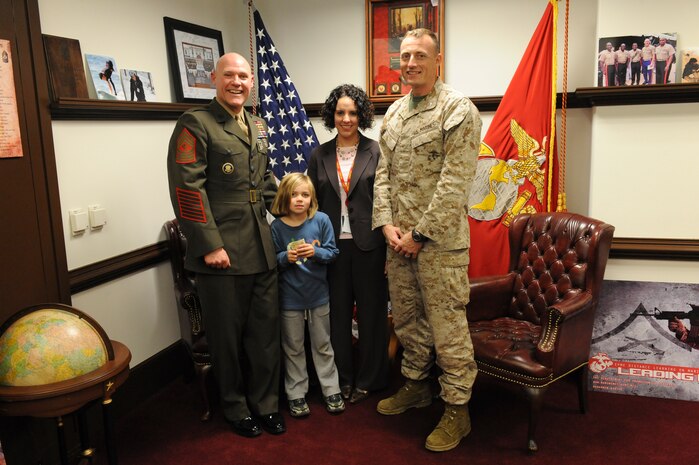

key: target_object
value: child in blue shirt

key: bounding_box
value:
[270,173,344,417]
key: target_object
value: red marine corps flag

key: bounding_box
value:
[468,0,560,278]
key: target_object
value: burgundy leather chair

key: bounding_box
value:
[467,212,614,452]
[164,219,213,421]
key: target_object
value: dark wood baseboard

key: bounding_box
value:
[113,339,189,420]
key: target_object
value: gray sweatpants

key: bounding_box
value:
[281,303,341,399]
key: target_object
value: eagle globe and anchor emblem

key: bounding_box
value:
[468,118,548,225]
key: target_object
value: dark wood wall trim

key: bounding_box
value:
[51,91,588,120]
[69,236,699,295]
[609,238,699,261]
[69,242,169,294]
[575,83,699,106]
[112,340,189,420]
[50,84,699,121]
[51,97,203,120]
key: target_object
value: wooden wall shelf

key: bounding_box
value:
[50,98,204,120]
[575,83,699,106]
[49,85,699,121]
[48,95,541,120]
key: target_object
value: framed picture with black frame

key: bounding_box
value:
[365,0,444,102]
[163,17,224,103]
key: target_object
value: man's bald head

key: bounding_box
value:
[212,53,253,113]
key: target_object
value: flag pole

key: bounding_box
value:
[557,0,570,212]
[247,0,257,114]
[547,0,558,212]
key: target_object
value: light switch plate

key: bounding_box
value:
[88,204,107,229]
[69,209,88,236]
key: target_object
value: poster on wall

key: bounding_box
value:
[588,280,699,402]
[596,33,677,86]
[0,39,23,159]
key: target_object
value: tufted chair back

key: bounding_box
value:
[467,212,614,453]
[164,219,214,421]
[507,213,605,325]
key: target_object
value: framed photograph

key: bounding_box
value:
[163,17,224,103]
[120,69,157,102]
[679,49,699,84]
[366,0,444,102]
[596,33,677,87]
[85,54,126,100]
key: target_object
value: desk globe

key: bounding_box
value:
[0,304,130,465]
[0,307,108,386]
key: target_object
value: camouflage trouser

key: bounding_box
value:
[386,247,477,405]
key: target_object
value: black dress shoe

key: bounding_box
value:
[228,416,262,438]
[257,412,286,435]
[350,388,370,404]
[340,385,352,400]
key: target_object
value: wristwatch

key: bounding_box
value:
[412,229,427,243]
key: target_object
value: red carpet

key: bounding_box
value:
[113,371,697,465]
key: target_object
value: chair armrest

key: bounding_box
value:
[535,292,594,368]
[467,273,516,321]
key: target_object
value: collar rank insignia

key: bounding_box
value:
[175,128,196,164]
[222,162,234,174]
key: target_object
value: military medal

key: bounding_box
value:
[253,120,268,138]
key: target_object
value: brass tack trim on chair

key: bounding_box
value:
[539,311,562,351]
[477,360,553,382]
[476,361,588,389]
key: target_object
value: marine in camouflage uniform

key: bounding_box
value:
[372,28,481,452]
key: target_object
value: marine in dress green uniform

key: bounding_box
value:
[167,54,281,434]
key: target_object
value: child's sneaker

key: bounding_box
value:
[289,398,310,417]
[324,393,345,414]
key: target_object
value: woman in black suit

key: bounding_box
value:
[308,84,388,404]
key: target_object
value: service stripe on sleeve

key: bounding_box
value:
[176,188,207,223]
[176,128,196,164]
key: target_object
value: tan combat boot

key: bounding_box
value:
[376,379,432,415]
[424,403,471,452]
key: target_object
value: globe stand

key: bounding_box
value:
[0,304,131,465]
[0,340,130,464]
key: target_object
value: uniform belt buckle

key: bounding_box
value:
[249,190,258,203]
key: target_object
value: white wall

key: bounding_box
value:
[592,0,699,283]
[38,0,248,364]
[37,0,699,365]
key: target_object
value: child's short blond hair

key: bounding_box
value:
[271,172,318,218]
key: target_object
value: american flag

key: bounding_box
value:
[254,10,318,180]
